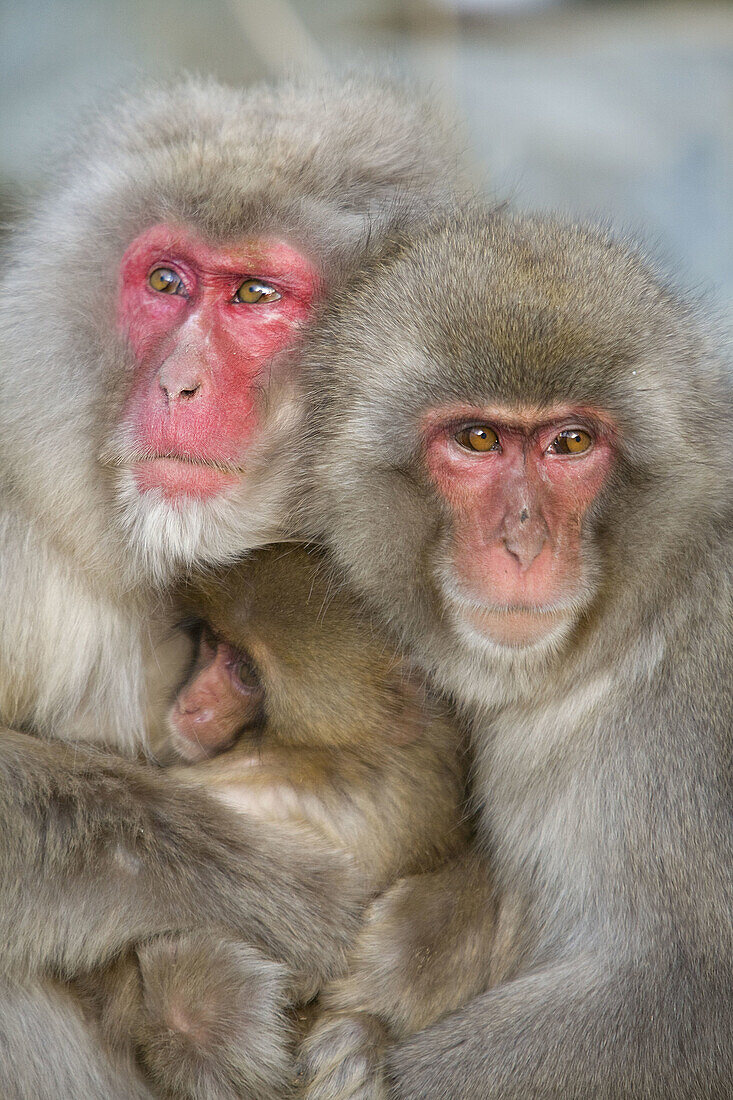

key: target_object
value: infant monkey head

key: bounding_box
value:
[167,545,430,763]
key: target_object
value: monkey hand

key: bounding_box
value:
[315,854,495,1039]
[297,1010,391,1100]
[133,931,294,1100]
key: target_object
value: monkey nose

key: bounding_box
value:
[175,696,207,718]
[501,511,549,571]
[157,359,204,403]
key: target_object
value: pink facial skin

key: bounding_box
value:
[117,224,320,502]
[424,405,616,646]
[168,633,264,762]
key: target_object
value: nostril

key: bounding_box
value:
[175,698,201,717]
[159,380,201,403]
[157,356,204,402]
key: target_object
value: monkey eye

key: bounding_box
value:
[455,425,500,453]
[233,280,282,304]
[230,650,261,693]
[549,429,593,456]
[148,267,185,295]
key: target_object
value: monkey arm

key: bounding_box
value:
[298,852,496,1100]
[384,951,732,1100]
[319,851,496,1036]
[0,728,363,989]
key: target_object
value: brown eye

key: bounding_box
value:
[232,652,261,692]
[149,267,183,294]
[551,429,592,455]
[455,425,500,453]
[233,280,282,304]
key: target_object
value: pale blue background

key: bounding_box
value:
[2,0,731,315]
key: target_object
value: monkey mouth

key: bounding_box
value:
[139,452,246,473]
[446,586,573,648]
[102,446,247,502]
[103,446,246,475]
[438,567,574,648]
[133,457,243,501]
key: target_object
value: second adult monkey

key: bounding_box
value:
[0,76,466,1098]
[79,545,467,1100]
[299,209,733,1099]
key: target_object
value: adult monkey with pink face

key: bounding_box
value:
[0,76,464,1099]
[298,209,733,1099]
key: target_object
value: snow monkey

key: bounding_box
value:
[0,75,466,1098]
[78,544,467,1099]
[297,208,733,1099]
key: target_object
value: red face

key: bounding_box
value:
[168,629,264,761]
[117,224,320,502]
[424,405,615,647]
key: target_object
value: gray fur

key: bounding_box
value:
[0,72,465,749]
[81,544,468,1099]
[0,75,465,1097]
[299,208,733,1098]
[0,979,155,1100]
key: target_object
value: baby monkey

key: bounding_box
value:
[82,545,467,1100]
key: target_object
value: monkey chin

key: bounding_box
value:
[464,605,571,649]
[112,468,283,588]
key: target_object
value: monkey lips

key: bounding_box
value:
[131,456,243,502]
[462,603,571,647]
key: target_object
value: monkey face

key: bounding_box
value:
[167,626,265,762]
[115,224,319,504]
[421,404,616,648]
[93,223,321,583]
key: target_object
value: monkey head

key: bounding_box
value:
[166,545,432,762]
[0,76,462,589]
[302,209,730,708]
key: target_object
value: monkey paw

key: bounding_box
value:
[297,1011,390,1100]
[135,931,293,1100]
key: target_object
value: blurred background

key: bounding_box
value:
[1,0,731,315]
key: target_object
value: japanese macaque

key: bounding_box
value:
[165,544,466,892]
[0,75,465,1098]
[78,544,466,1100]
[297,209,733,1098]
